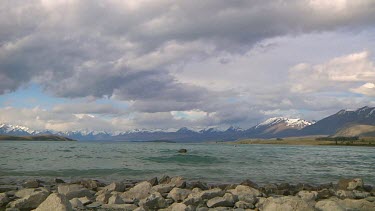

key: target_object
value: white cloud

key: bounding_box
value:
[351,83,375,96]
[289,51,375,93]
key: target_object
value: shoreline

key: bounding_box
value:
[1,176,374,211]
[230,137,375,147]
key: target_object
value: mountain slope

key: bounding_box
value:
[334,124,375,137]
[300,106,375,136]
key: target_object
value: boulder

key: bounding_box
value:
[261,196,314,211]
[122,181,152,200]
[338,178,364,190]
[237,193,257,204]
[108,193,125,204]
[96,191,112,204]
[235,201,254,209]
[54,178,65,184]
[198,188,225,200]
[335,190,355,199]
[57,184,93,200]
[139,192,168,210]
[0,193,10,207]
[347,178,364,190]
[148,177,158,186]
[178,149,187,153]
[170,177,186,188]
[35,194,71,211]
[0,185,19,193]
[100,182,125,192]
[76,196,91,205]
[168,188,192,202]
[206,193,236,208]
[188,181,208,190]
[8,188,49,210]
[240,179,259,189]
[228,185,261,197]
[352,190,371,199]
[152,184,176,194]
[69,198,83,209]
[22,180,40,188]
[80,179,103,191]
[297,190,317,202]
[167,202,192,211]
[101,204,138,210]
[14,188,35,198]
[159,175,171,184]
[317,189,333,199]
[85,201,102,208]
[340,198,375,211]
[315,199,345,211]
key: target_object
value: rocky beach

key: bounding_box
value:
[1,176,375,211]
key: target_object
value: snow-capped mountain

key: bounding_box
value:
[2,106,375,141]
[0,123,37,135]
[255,117,314,130]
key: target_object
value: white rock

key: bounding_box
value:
[315,199,346,211]
[8,189,49,210]
[228,185,261,197]
[122,181,152,200]
[57,184,93,200]
[167,188,192,202]
[261,196,314,211]
[33,193,72,211]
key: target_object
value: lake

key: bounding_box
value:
[1,141,374,185]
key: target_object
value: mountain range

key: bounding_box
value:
[1,106,375,142]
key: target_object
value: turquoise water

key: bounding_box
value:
[0,141,374,185]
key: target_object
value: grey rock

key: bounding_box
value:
[108,193,125,204]
[22,180,40,188]
[159,175,171,184]
[80,179,103,191]
[69,198,83,209]
[168,188,192,202]
[237,193,257,204]
[199,188,225,200]
[152,184,176,194]
[8,188,49,210]
[0,193,10,207]
[261,196,314,211]
[335,190,354,199]
[5,208,20,211]
[108,182,126,192]
[96,191,112,204]
[178,149,187,153]
[170,177,186,188]
[315,199,346,211]
[148,177,158,186]
[206,193,236,208]
[139,192,168,210]
[15,188,36,198]
[77,196,91,205]
[57,184,93,200]
[347,178,364,190]
[317,189,333,199]
[228,185,261,197]
[188,181,208,190]
[352,190,371,199]
[101,204,138,210]
[122,181,152,200]
[167,202,193,211]
[365,196,375,202]
[54,178,65,184]
[0,185,18,193]
[340,198,375,211]
[297,190,318,201]
[235,201,254,209]
[85,201,102,208]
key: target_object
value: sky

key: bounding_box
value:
[1,0,375,132]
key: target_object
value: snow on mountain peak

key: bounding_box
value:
[255,117,313,129]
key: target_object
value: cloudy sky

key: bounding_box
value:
[1,0,375,132]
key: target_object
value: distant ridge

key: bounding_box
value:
[1,106,375,141]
